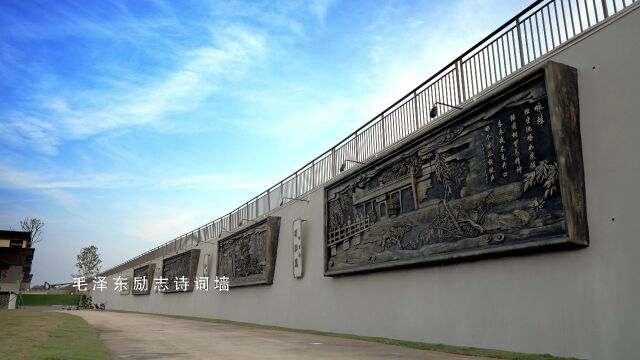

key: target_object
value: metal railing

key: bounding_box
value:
[102,0,638,275]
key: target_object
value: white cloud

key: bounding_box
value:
[309,0,337,23]
[67,24,266,137]
[0,163,77,205]
[0,162,269,197]
[1,23,267,155]
[0,114,61,155]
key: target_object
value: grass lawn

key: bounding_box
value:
[110,309,578,360]
[0,310,108,360]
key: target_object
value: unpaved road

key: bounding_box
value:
[71,310,496,359]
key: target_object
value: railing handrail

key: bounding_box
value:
[101,0,638,276]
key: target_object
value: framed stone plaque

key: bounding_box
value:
[217,216,281,287]
[132,263,155,295]
[293,218,303,279]
[325,61,588,276]
[161,249,200,293]
[202,253,211,277]
[118,276,130,295]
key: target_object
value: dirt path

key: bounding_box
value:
[70,310,496,360]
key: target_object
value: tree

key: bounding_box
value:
[20,217,44,244]
[73,245,102,279]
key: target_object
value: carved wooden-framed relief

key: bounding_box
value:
[132,263,155,295]
[324,61,588,276]
[161,249,200,293]
[217,216,281,287]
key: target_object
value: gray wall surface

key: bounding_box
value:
[93,6,640,359]
[0,265,24,292]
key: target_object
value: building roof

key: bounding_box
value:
[0,230,32,241]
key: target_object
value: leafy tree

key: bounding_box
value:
[73,245,102,279]
[20,217,44,244]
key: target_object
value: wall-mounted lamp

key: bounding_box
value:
[339,159,365,172]
[280,197,310,206]
[429,102,463,119]
[238,218,257,227]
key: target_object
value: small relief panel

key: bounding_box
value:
[325,61,588,276]
[217,216,281,287]
[118,276,130,295]
[132,263,155,295]
[161,249,200,293]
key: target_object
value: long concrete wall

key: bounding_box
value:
[93,6,640,359]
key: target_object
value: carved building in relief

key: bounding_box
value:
[217,216,281,287]
[325,62,588,276]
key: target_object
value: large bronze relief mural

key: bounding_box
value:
[217,216,281,287]
[325,62,588,276]
[161,249,200,293]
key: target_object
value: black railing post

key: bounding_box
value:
[455,59,465,103]
[516,16,526,67]
[381,113,386,148]
[413,91,419,130]
[601,0,609,18]
[331,148,336,178]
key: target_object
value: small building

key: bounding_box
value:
[0,230,35,309]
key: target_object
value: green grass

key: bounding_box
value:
[109,309,578,360]
[18,294,86,306]
[0,310,108,360]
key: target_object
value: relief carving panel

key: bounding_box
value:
[161,249,200,293]
[217,216,281,287]
[132,263,155,295]
[325,61,588,276]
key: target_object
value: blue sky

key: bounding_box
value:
[0,0,530,284]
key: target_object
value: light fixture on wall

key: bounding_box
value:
[238,218,257,226]
[339,159,365,172]
[429,102,463,119]
[280,197,310,207]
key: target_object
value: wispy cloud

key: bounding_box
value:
[0,163,76,205]
[1,22,267,155]
[0,114,61,155]
[309,0,337,23]
[0,163,270,194]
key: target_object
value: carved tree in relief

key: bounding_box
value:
[433,152,468,239]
